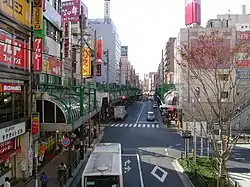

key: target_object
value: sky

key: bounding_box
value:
[83,0,250,79]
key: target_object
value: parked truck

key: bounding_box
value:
[114,106,127,120]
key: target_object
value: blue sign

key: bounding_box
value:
[62,138,70,146]
[236,69,250,80]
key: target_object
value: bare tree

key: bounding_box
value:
[177,30,250,187]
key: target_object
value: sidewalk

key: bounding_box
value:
[13,131,104,187]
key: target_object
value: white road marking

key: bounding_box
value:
[138,124,141,127]
[151,165,168,183]
[120,124,124,127]
[152,124,155,128]
[125,124,128,127]
[136,154,145,187]
[147,124,150,128]
[135,103,146,123]
[156,124,159,128]
[168,146,172,148]
[165,149,169,156]
[143,124,146,128]
[129,124,133,127]
[115,124,119,127]
[111,124,115,126]
[133,124,137,127]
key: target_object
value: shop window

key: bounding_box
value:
[0,84,28,124]
[44,19,60,42]
[44,101,55,123]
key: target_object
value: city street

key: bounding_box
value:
[101,100,186,187]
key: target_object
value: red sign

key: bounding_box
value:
[33,38,43,71]
[237,31,250,41]
[61,0,81,23]
[0,140,14,156]
[97,39,103,65]
[32,112,40,135]
[48,57,62,76]
[0,31,29,70]
[0,83,22,93]
[96,64,101,76]
[64,22,69,58]
[236,60,250,67]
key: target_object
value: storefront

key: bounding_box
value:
[0,122,25,185]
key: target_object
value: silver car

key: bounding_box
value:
[147,111,155,121]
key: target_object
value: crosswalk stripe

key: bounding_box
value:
[147,124,150,128]
[111,124,115,126]
[129,124,133,127]
[115,124,119,127]
[142,124,146,128]
[110,123,160,128]
[120,124,124,127]
[138,124,141,127]
[125,124,128,127]
[133,124,137,127]
[152,124,155,128]
[156,124,159,128]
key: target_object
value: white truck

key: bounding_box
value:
[114,106,126,120]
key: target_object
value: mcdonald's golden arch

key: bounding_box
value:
[0,0,31,27]
[83,48,91,77]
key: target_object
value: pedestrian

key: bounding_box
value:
[4,177,10,187]
[40,172,48,187]
[58,162,67,182]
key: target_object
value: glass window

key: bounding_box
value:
[85,176,119,187]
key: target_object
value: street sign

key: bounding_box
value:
[62,137,70,147]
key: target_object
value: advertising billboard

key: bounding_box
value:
[43,55,62,76]
[44,0,61,29]
[62,0,88,23]
[0,0,31,27]
[63,22,72,58]
[0,31,29,70]
[121,46,128,57]
[185,0,201,26]
[33,0,43,31]
[83,48,91,77]
[237,31,250,41]
[97,39,103,64]
[0,83,23,93]
[33,38,43,71]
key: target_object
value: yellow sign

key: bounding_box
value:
[83,48,91,77]
[33,7,42,30]
[0,0,31,27]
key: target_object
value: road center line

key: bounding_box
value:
[135,103,146,124]
[136,154,145,187]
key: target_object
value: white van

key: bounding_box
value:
[82,143,123,187]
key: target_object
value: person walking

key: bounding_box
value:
[4,177,10,187]
[40,172,48,187]
[58,162,67,182]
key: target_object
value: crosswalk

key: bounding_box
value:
[110,123,160,128]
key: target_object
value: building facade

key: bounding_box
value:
[87,19,121,84]
[164,37,176,84]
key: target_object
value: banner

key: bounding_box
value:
[236,69,250,80]
[0,31,29,70]
[96,64,101,76]
[63,22,71,58]
[31,112,40,135]
[43,55,62,76]
[0,0,31,27]
[44,36,60,59]
[97,39,103,64]
[43,0,61,29]
[33,0,43,30]
[83,48,91,76]
[0,83,23,93]
[33,38,43,71]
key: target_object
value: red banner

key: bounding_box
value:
[0,140,14,156]
[0,31,29,70]
[97,39,103,65]
[32,112,40,135]
[0,83,23,93]
[237,31,250,41]
[33,38,43,71]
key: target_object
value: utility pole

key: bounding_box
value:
[119,58,122,85]
[93,30,97,82]
[106,49,109,88]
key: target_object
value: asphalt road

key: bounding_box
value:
[101,100,186,187]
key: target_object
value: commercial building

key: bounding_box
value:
[164,37,176,84]
[121,46,128,85]
[0,0,31,183]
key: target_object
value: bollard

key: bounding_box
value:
[68,166,72,178]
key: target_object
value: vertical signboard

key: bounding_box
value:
[33,0,43,30]
[185,0,201,26]
[64,22,70,58]
[33,38,43,71]
[83,48,91,77]
[31,112,40,135]
[96,38,103,76]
